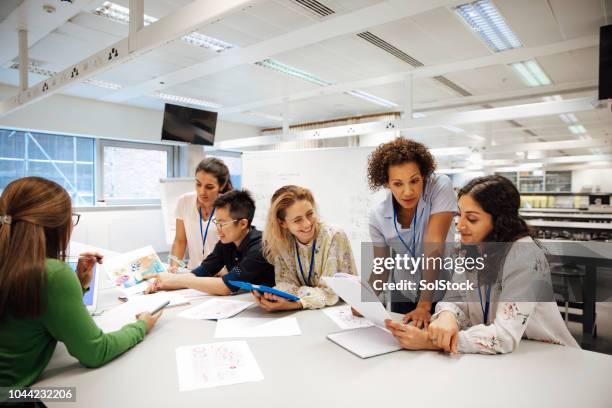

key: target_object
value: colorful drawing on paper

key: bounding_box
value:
[103,246,166,288]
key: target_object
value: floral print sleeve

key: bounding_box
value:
[433,302,470,330]
[457,245,547,354]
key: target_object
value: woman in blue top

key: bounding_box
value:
[367,138,457,328]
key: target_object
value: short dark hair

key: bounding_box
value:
[367,137,436,191]
[213,189,256,226]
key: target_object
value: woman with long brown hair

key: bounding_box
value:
[254,185,358,311]
[170,157,233,271]
[0,177,161,389]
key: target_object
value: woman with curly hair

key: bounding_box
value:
[385,175,579,354]
[366,138,457,326]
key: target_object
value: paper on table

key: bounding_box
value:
[94,292,172,333]
[214,317,301,338]
[322,305,374,330]
[178,298,253,320]
[323,275,391,329]
[175,341,264,391]
[119,281,150,296]
[103,246,166,289]
[126,291,189,307]
[173,288,213,300]
[327,326,401,359]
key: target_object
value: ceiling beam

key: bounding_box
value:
[483,138,612,154]
[0,0,258,117]
[0,0,99,66]
[219,35,599,115]
[216,97,599,149]
[101,0,467,103]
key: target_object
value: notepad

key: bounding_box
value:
[327,326,402,359]
[94,293,173,333]
[178,298,253,320]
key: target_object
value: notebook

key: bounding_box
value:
[327,326,402,359]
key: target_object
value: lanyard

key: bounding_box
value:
[295,239,316,286]
[199,206,216,250]
[393,205,418,257]
[478,281,492,324]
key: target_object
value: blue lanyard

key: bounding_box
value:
[478,282,492,324]
[199,207,215,249]
[295,239,316,286]
[393,205,418,257]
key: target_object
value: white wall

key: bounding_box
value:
[71,207,169,254]
[572,169,612,193]
[0,84,260,143]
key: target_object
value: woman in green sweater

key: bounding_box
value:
[0,177,162,389]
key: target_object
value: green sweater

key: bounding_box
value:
[0,259,147,388]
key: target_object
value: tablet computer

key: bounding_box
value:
[68,262,100,314]
[228,280,300,302]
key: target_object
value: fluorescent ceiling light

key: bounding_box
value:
[510,60,552,87]
[346,90,398,108]
[254,59,332,87]
[441,125,465,133]
[542,95,562,102]
[568,124,586,134]
[559,113,578,124]
[430,147,471,156]
[455,0,522,52]
[92,1,235,52]
[255,59,397,108]
[412,112,427,118]
[155,92,221,109]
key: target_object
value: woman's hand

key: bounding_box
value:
[136,311,163,333]
[427,311,459,353]
[76,252,103,289]
[252,291,302,312]
[385,319,438,351]
[402,301,432,329]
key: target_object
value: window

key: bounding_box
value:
[0,129,95,205]
[206,149,242,189]
[99,140,175,205]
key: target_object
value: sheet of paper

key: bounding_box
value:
[119,281,151,296]
[322,275,391,328]
[178,298,253,320]
[173,288,213,300]
[103,246,166,289]
[94,292,173,333]
[322,305,374,330]
[214,317,301,338]
[327,326,401,359]
[126,291,189,307]
[175,341,264,391]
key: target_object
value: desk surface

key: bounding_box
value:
[35,289,612,408]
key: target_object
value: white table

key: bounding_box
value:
[35,289,612,408]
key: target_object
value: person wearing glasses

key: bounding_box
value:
[169,157,233,271]
[0,177,161,391]
[253,185,357,311]
[147,189,274,295]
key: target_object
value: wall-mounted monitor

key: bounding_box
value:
[161,103,218,145]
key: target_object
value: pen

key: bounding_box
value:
[149,300,170,315]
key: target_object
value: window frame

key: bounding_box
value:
[97,139,177,206]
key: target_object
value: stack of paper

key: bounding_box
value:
[214,317,301,338]
[178,298,253,320]
[175,341,264,391]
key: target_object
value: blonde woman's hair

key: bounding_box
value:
[263,185,318,263]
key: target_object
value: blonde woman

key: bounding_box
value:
[255,185,358,311]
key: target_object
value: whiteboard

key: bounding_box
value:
[160,178,194,246]
[242,147,385,272]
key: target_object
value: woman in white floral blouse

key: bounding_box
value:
[253,185,358,311]
[385,175,579,354]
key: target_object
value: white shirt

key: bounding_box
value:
[174,192,220,269]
